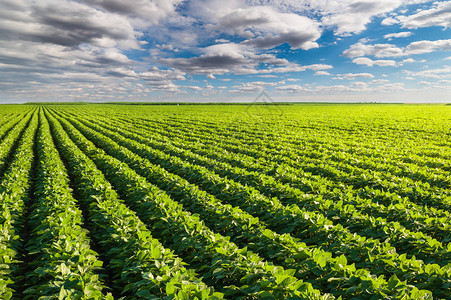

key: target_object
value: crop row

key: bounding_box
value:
[0,111,38,299]
[49,108,446,298]
[46,109,332,299]
[45,110,222,299]
[0,111,35,177]
[52,110,392,298]
[96,113,449,231]
[22,110,111,298]
[58,110,449,266]
[1,104,449,299]
[115,114,451,212]
[76,109,449,222]
[105,109,450,183]
[79,112,449,242]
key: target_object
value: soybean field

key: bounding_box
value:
[0,104,450,299]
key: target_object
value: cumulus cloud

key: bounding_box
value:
[399,1,451,29]
[157,44,179,52]
[343,42,404,58]
[183,85,203,91]
[381,17,399,26]
[0,40,131,77]
[219,6,321,50]
[312,81,407,94]
[79,0,182,24]
[139,67,185,82]
[405,66,451,79]
[268,64,332,74]
[275,84,306,93]
[160,42,332,75]
[184,1,321,50]
[384,31,412,40]
[232,80,281,92]
[314,71,331,76]
[370,79,390,84]
[0,1,140,50]
[319,1,402,35]
[247,0,432,35]
[344,39,451,58]
[405,39,451,55]
[0,1,140,69]
[350,81,368,89]
[399,58,426,65]
[0,0,190,97]
[1,0,449,102]
[352,57,397,67]
[352,57,422,68]
[334,73,375,80]
[314,84,352,93]
[160,43,255,75]
[380,82,405,90]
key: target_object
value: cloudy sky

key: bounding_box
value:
[0,0,450,103]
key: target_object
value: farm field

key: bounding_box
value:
[0,103,450,299]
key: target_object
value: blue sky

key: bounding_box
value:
[0,0,450,103]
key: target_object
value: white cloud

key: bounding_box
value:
[314,84,352,93]
[350,81,368,89]
[405,66,451,78]
[106,67,137,77]
[344,39,451,58]
[258,75,278,78]
[405,39,451,55]
[79,0,182,25]
[383,31,412,40]
[313,81,407,94]
[334,73,375,80]
[186,1,321,50]
[160,43,257,75]
[380,82,405,90]
[381,17,399,26]
[399,58,425,64]
[0,0,141,50]
[219,6,321,50]
[139,67,185,82]
[370,79,390,84]
[157,44,179,52]
[352,57,397,66]
[160,42,332,75]
[247,0,424,35]
[0,0,152,94]
[319,1,402,35]
[231,80,281,92]
[399,1,451,29]
[343,42,404,58]
[183,85,203,91]
[314,71,331,76]
[275,84,306,93]
[266,64,332,74]
[1,0,449,103]
[304,64,333,71]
